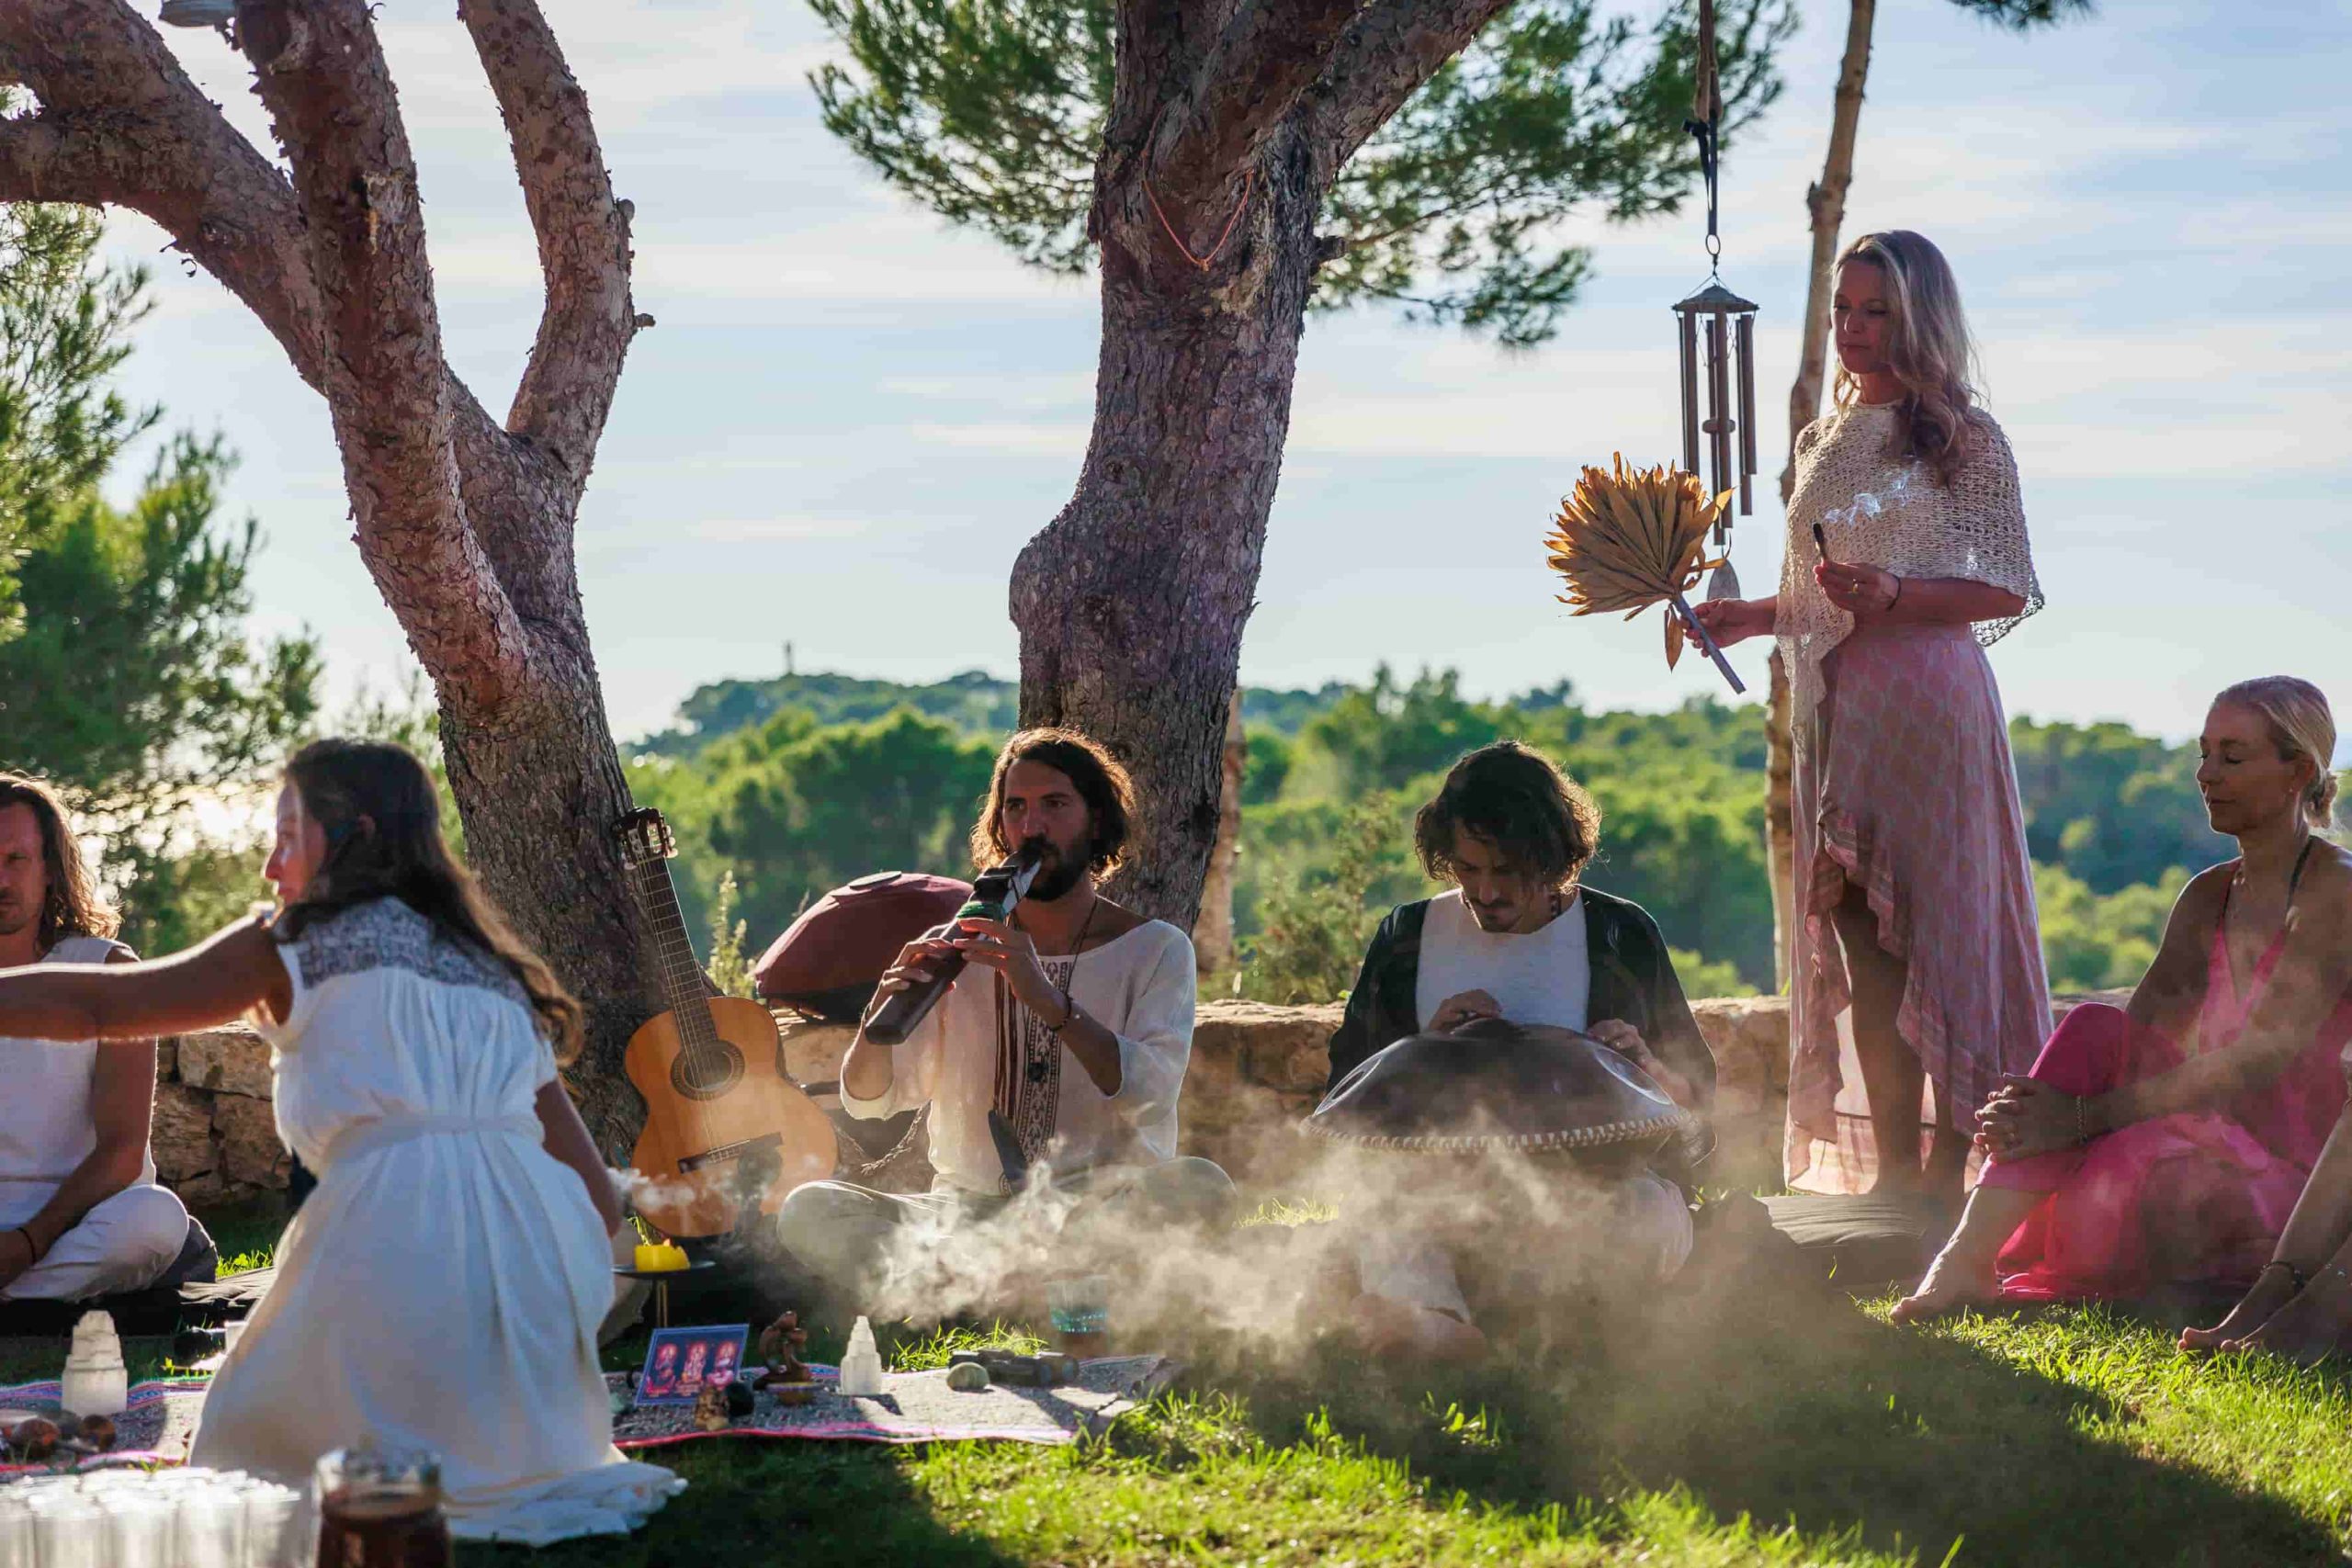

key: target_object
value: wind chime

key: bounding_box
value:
[1672,0,1759,603]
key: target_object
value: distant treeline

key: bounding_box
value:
[628,667,2246,1001]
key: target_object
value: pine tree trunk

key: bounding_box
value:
[1767,0,1875,985]
[439,683,650,1157]
[1192,692,1248,973]
[1011,128,1323,928]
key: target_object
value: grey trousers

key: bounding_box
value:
[774,1156,1238,1310]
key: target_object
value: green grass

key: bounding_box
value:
[16,1203,2352,1564]
[514,1249,2352,1568]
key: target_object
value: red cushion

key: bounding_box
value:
[752,871,973,1004]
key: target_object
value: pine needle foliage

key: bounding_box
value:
[808,0,1793,346]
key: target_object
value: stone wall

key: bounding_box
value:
[1181,992,2127,1188]
[154,991,2128,1203]
[1180,998,1794,1187]
[152,1028,289,1206]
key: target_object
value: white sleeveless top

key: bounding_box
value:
[1413,890,1592,1034]
[0,934,156,1190]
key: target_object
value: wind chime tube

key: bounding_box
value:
[1678,311,1701,474]
[1736,311,1757,515]
[1706,313,1731,504]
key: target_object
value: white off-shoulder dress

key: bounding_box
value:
[192,897,680,1546]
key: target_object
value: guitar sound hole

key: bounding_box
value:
[671,1043,745,1102]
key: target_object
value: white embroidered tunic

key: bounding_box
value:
[199,898,680,1545]
[842,920,1196,1196]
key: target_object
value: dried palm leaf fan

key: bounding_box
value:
[1304,1020,1694,1165]
[1544,456,1743,693]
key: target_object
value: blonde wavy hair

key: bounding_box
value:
[1832,230,1986,486]
[2214,677,2341,834]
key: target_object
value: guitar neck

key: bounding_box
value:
[626,856,719,1040]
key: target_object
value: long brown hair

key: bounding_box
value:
[967,728,1136,875]
[0,773,120,950]
[275,739,582,1060]
[1833,230,1985,486]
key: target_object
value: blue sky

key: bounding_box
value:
[100,0,2352,748]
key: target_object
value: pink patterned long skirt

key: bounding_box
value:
[1786,624,2052,1191]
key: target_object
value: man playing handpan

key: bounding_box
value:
[1326,741,1716,1359]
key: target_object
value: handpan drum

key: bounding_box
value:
[1304,1019,1693,1157]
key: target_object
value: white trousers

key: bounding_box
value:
[0,1182,189,1302]
[1356,1170,1694,1326]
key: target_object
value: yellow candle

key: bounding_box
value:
[634,1241,688,1272]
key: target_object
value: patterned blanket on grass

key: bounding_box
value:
[0,1377,209,1473]
[610,1356,1179,1449]
[0,1357,1177,1477]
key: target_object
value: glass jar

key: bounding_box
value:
[313,1447,452,1568]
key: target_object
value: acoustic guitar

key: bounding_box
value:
[614,808,839,1239]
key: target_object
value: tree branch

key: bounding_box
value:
[0,1,574,691]
[0,0,327,385]
[236,0,531,715]
[458,0,638,486]
[1296,0,1514,177]
[1148,0,1363,197]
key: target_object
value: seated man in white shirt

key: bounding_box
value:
[0,775,193,1303]
[1324,742,1717,1360]
[774,729,1235,1314]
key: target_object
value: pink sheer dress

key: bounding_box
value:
[1983,877,2352,1301]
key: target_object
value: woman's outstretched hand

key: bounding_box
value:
[1974,1074,2085,1161]
[1687,598,1773,649]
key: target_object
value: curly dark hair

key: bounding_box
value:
[276,739,583,1061]
[1413,741,1602,889]
[0,773,119,949]
[968,728,1136,875]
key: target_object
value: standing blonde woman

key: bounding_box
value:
[1693,230,2048,1201]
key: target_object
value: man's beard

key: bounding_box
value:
[0,901,32,940]
[1022,840,1090,902]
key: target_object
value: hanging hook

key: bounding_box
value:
[1684,0,1722,273]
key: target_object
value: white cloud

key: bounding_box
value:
[910,422,1091,457]
[679,515,873,542]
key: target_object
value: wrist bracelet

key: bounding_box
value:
[13,1227,39,1265]
[1885,574,1905,611]
[1044,990,1076,1035]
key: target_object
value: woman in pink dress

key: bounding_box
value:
[1693,231,2048,1201]
[1895,679,2351,1320]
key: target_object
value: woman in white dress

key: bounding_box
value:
[0,739,678,1546]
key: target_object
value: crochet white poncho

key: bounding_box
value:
[1775,402,2043,751]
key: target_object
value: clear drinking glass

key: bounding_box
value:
[1046,1273,1112,1358]
[173,1488,248,1568]
[243,1483,307,1568]
[30,1500,103,1568]
[98,1493,173,1568]
[0,1499,34,1568]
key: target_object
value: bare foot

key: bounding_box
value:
[1343,1294,1490,1363]
[2222,1269,2352,1365]
[1890,1247,2000,1325]
[2181,1267,2301,1353]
